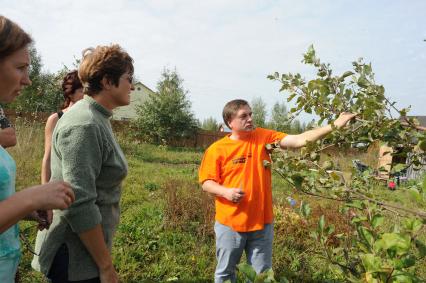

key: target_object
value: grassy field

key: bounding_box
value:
[8,120,426,282]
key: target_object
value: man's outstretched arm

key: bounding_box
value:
[280,113,356,149]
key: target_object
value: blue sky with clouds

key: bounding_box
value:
[2,0,425,123]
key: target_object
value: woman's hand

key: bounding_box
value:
[29,181,75,210]
[25,210,51,230]
[99,264,119,283]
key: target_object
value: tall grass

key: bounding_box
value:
[6,121,426,282]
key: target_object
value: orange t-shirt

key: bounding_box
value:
[199,128,286,232]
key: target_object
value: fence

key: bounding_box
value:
[404,153,426,180]
[4,109,50,124]
[162,130,227,148]
[3,109,227,149]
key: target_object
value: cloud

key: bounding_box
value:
[2,0,425,121]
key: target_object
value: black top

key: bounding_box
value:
[57,110,64,119]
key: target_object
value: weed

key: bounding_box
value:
[163,178,215,238]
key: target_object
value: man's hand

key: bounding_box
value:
[333,112,357,129]
[223,188,245,203]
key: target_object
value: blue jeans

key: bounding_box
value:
[214,222,273,283]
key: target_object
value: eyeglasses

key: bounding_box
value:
[19,223,47,256]
[121,74,133,84]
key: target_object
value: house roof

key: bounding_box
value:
[133,81,155,94]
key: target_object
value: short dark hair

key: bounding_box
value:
[0,15,33,61]
[222,99,250,128]
[61,70,83,108]
[78,44,134,96]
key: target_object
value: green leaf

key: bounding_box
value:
[237,263,257,281]
[393,255,416,268]
[340,71,354,80]
[371,214,384,229]
[254,268,276,283]
[357,77,369,88]
[318,215,325,232]
[352,216,368,223]
[301,202,311,218]
[374,233,411,256]
[415,239,426,257]
[325,224,335,236]
[391,163,406,174]
[403,218,423,233]
[390,272,417,283]
[359,227,375,248]
[291,174,304,190]
[360,253,382,272]
[265,268,275,282]
[346,200,364,210]
[287,93,297,102]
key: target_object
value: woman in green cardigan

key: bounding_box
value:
[32,44,134,283]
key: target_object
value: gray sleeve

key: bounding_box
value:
[56,124,108,233]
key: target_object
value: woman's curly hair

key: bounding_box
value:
[61,70,83,108]
[78,44,134,96]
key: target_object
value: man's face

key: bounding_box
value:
[228,105,254,132]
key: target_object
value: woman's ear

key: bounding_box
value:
[101,76,112,90]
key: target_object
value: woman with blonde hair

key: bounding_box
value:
[33,44,134,283]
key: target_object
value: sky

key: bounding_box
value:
[2,0,425,123]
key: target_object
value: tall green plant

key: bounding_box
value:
[267,45,426,282]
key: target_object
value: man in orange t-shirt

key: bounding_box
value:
[199,99,355,283]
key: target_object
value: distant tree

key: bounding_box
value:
[267,102,292,132]
[133,68,198,144]
[201,117,219,131]
[8,45,64,112]
[291,120,304,133]
[305,119,316,130]
[251,97,267,128]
